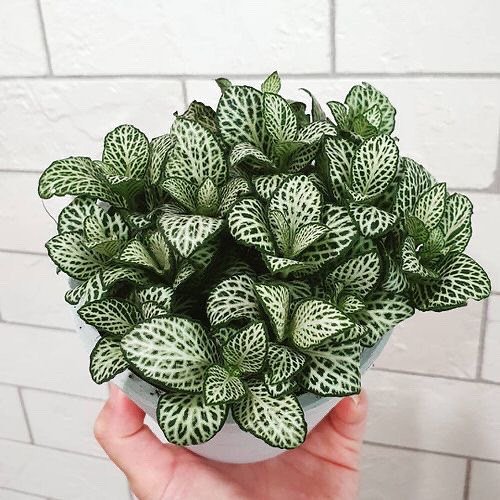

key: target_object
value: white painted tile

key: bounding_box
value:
[376,300,483,378]
[0,252,73,329]
[336,0,500,73]
[469,460,500,500]
[0,385,30,443]
[482,295,500,382]
[187,78,500,189]
[0,489,42,500]
[42,0,330,75]
[0,323,106,399]
[363,370,500,461]
[360,444,466,500]
[0,79,184,172]
[22,389,105,457]
[0,440,129,500]
[466,194,500,293]
[0,173,57,254]
[0,1,47,76]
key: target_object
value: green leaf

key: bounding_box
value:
[39,157,122,205]
[167,118,226,187]
[149,134,174,184]
[105,174,144,201]
[157,393,227,445]
[217,85,266,149]
[261,71,281,94]
[232,381,306,449]
[46,232,109,280]
[253,282,290,341]
[298,340,361,397]
[89,336,128,384]
[289,100,310,128]
[269,175,322,234]
[161,177,197,212]
[290,299,354,349]
[349,135,399,202]
[300,206,358,265]
[78,299,142,336]
[328,251,381,297]
[353,292,414,347]
[228,197,274,253]
[223,322,267,374]
[229,142,273,167]
[207,274,260,327]
[300,88,327,122]
[253,174,289,200]
[122,316,217,392]
[349,205,397,238]
[324,136,355,201]
[136,285,173,310]
[196,177,220,215]
[218,177,251,216]
[352,114,378,139]
[265,343,306,385]
[264,92,297,143]
[404,214,429,244]
[413,183,447,230]
[102,124,149,179]
[159,212,223,259]
[440,193,473,254]
[413,254,491,312]
[216,77,232,92]
[394,157,435,218]
[203,365,246,405]
[57,197,102,234]
[180,100,218,134]
[345,82,396,135]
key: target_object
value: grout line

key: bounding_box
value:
[181,79,188,108]
[0,381,106,403]
[36,0,53,75]
[0,436,108,461]
[463,459,472,500]
[475,298,489,379]
[363,440,500,465]
[1,72,500,82]
[371,366,500,387]
[18,387,34,444]
[0,318,74,333]
[0,248,46,257]
[0,486,49,499]
[329,0,336,75]
[0,168,42,174]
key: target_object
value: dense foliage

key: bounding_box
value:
[39,73,490,448]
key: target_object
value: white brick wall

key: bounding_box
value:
[0,1,499,499]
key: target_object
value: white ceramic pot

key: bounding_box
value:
[72,306,391,464]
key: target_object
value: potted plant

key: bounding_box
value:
[38,72,491,463]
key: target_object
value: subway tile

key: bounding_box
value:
[469,460,500,500]
[0,385,31,443]
[482,295,500,382]
[0,489,43,500]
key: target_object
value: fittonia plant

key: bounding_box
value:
[38,73,491,449]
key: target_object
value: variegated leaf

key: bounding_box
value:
[261,71,281,94]
[380,256,409,294]
[46,232,109,280]
[264,92,297,143]
[223,322,267,374]
[232,381,306,449]
[440,193,473,254]
[229,142,273,167]
[349,205,397,238]
[413,253,491,312]
[253,174,289,201]
[65,271,107,306]
[122,316,217,392]
[161,177,197,212]
[268,209,291,256]
[57,197,102,234]
[290,299,354,349]
[167,118,227,187]
[196,177,220,215]
[136,285,174,310]
[228,197,274,253]
[263,254,317,275]
[146,231,172,273]
[203,365,246,405]
[105,174,143,201]
[78,299,141,336]
[404,214,429,244]
[328,251,381,297]
[218,177,251,216]
[254,282,290,341]
[265,378,298,397]
[116,239,163,274]
[265,343,306,385]
[101,265,151,288]
[324,136,355,201]
[327,100,349,130]
[300,88,327,122]
[298,340,361,397]
[102,124,149,178]
[180,100,218,134]
[207,274,260,327]
[159,212,223,258]
[83,211,129,257]
[413,182,447,230]
[89,336,128,384]
[217,85,266,149]
[216,77,232,92]
[157,393,227,445]
[141,301,169,319]
[290,223,329,257]
[349,135,399,202]
[401,237,438,281]
[149,134,174,184]
[353,292,414,347]
[339,295,365,314]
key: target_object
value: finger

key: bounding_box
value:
[94,384,182,496]
[328,390,368,444]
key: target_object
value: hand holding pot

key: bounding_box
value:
[95,385,367,500]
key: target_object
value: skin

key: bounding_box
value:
[95,385,368,500]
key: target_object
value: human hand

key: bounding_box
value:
[95,384,368,500]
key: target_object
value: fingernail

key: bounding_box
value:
[350,394,361,406]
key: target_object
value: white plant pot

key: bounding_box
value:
[72,305,391,464]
